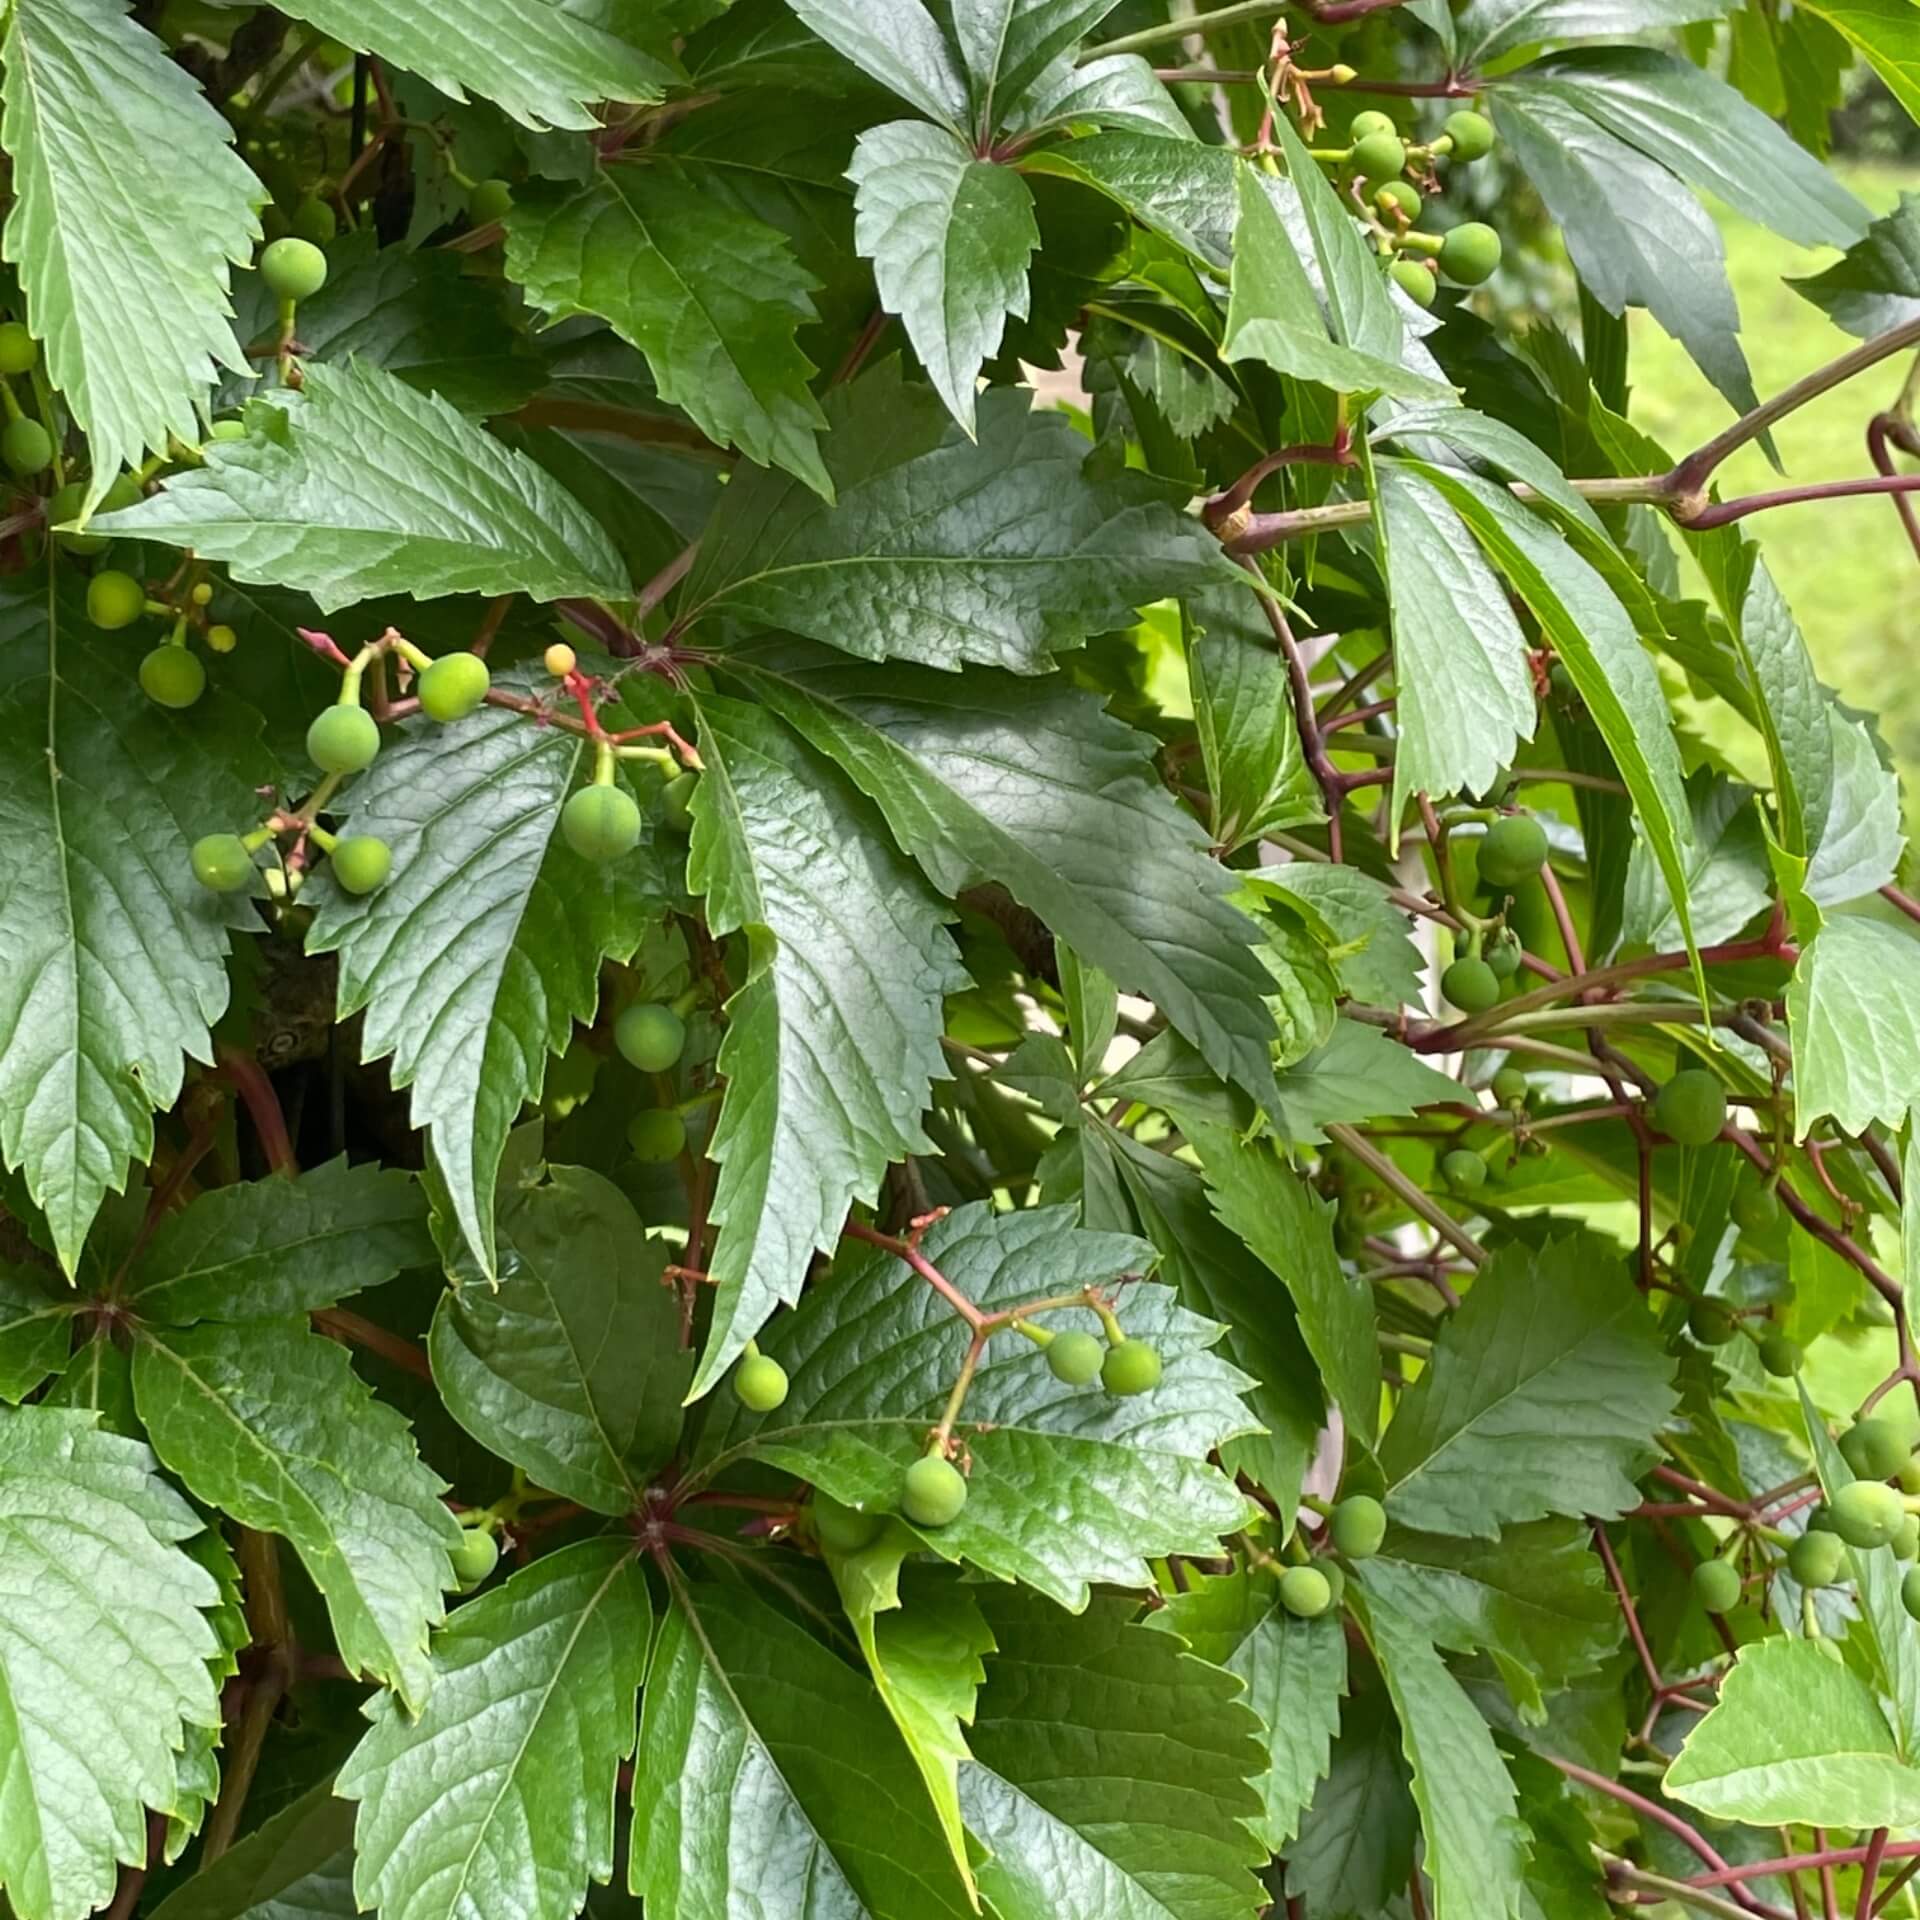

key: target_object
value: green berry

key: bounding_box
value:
[1279,1564,1333,1618]
[1318,1561,1348,1609]
[1440,1148,1487,1191]
[1897,1514,1920,1561]
[3,415,52,477]
[1808,1504,1840,1533]
[661,770,697,833]
[291,195,336,245]
[1758,1333,1802,1378]
[1390,258,1436,308]
[1441,956,1500,1014]
[1485,934,1523,980]
[86,569,146,630]
[1788,1527,1845,1589]
[208,418,247,443]
[1479,813,1548,886]
[1900,1459,1920,1496]
[48,481,106,553]
[1375,179,1421,220]
[615,1002,686,1073]
[1350,130,1406,181]
[1330,1494,1386,1560]
[902,1453,968,1527]
[1687,1297,1737,1347]
[331,835,392,895]
[1731,1183,1780,1234]
[306,702,381,774]
[450,1525,499,1589]
[1047,1329,1106,1385]
[190,832,254,893]
[1101,1337,1163,1396]
[468,178,514,226]
[1653,1070,1727,1147]
[259,236,328,303]
[562,784,641,862]
[417,650,491,722]
[1692,1557,1741,1614]
[1443,108,1495,162]
[1439,221,1502,286]
[1491,1065,1528,1106]
[1840,1417,1909,1482]
[733,1351,789,1412]
[1350,110,1397,141]
[1832,1479,1905,1550]
[139,645,205,709]
[627,1107,687,1163]
[0,321,38,375]
[812,1493,881,1555]
[1904,1565,1920,1620]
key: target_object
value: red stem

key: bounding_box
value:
[216,1049,296,1175]
[1679,472,1920,530]
[841,1220,987,1329]
[1858,1831,1891,1920]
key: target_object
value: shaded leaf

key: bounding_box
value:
[1787,913,1920,1138]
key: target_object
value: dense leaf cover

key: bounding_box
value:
[0,2,1917,1917]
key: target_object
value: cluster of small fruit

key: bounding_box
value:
[1319,107,1501,309]
[1263,1493,1389,1621]
[1691,1417,1920,1622]
[612,996,697,1166]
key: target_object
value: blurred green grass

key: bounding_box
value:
[1623,164,1920,826]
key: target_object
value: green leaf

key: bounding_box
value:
[132,1317,461,1709]
[786,0,970,126]
[684,692,963,1395]
[274,0,675,130]
[1370,406,1606,540]
[124,1158,432,1325]
[1665,1635,1920,1827]
[506,164,830,494]
[430,1165,691,1511]
[1189,1125,1379,1448]
[1009,53,1194,141]
[964,1587,1268,1920]
[1249,864,1424,1015]
[0,1266,83,1403]
[1730,562,1832,863]
[1270,1018,1465,1142]
[0,578,268,1272]
[1458,0,1732,72]
[681,370,1243,673]
[96,361,630,611]
[952,0,1121,124]
[1374,466,1536,825]
[1362,1599,1531,1920]
[1619,772,1769,952]
[1284,1680,1416,1917]
[1806,704,1905,907]
[0,0,261,507]
[1376,1228,1678,1538]
[735,649,1281,1108]
[1787,913,1920,1138]
[1779,0,1920,126]
[338,1540,650,1920]
[696,1203,1258,1607]
[305,684,658,1279]
[631,1577,974,1920]
[144,1775,355,1920]
[1791,191,1920,336]
[1023,131,1237,268]
[1152,1567,1347,1852]
[0,1408,223,1920]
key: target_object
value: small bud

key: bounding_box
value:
[1330,64,1357,82]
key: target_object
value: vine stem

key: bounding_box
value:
[1326,1122,1485,1265]
[1245,561,1350,859]
[1606,1861,1782,1920]
[215,1048,296,1176]
[841,1219,987,1329]
[201,1529,293,1864]
[1090,0,1291,58]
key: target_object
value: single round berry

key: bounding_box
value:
[1047,1329,1106,1385]
[207,623,237,653]
[1101,1337,1163,1396]
[1485,934,1523,981]
[1375,179,1421,221]
[417,650,491,722]
[733,1351,789,1413]
[1840,1417,1909,1482]
[1688,1297,1737,1347]
[1330,1494,1386,1560]
[1758,1332,1802,1378]
[661,770,697,833]
[1443,108,1495,162]
[1692,1557,1741,1614]
[562,784,641,862]
[0,321,38,375]
[615,1002,686,1073]
[544,642,577,678]
[1350,130,1406,181]
[140,645,206,709]
[1440,1148,1486,1191]
[1808,1504,1839,1534]
[1390,258,1436,308]
[1897,1514,1920,1561]
[1350,109,1396,141]
[291,195,337,245]
[87,569,146,630]
[1901,1459,1920,1496]
[812,1493,882,1555]
[259,236,328,302]
[207,418,248,442]
[1318,1560,1348,1609]
[191,832,254,893]
[1279,1564,1333,1618]
[1439,222,1502,286]
[1479,813,1548,886]
[1788,1527,1846,1589]
[450,1526,499,1590]
[1653,1069,1727,1147]
[190,582,213,608]
[331,834,392,895]
[49,482,107,554]
[902,1453,968,1527]
[627,1107,687,1163]
[1491,1065,1528,1106]
[3,415,51,477]
[1904,1565,1920,1621]
[1731,1183,1780,1234]
[307,702,381,774]
[468,178,514,226]
[1832,1479,1905,1550]
[1441,956,1500,1014]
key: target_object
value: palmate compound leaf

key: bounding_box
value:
[0,0,260,511]
[693,1203,1259,1607]
[961,1586,1269,1920]
[0,1408,224,1920]
[337,1540,651,1920]
[92,360,631,613]
[683,692,966,1396]
[631,1575,975,1920]
[131,1316,462,1710]
[0,577,270,1273]
[305,679,662,1279]
[1374,1227,1678,1538]
[1787,912,1920,1138]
